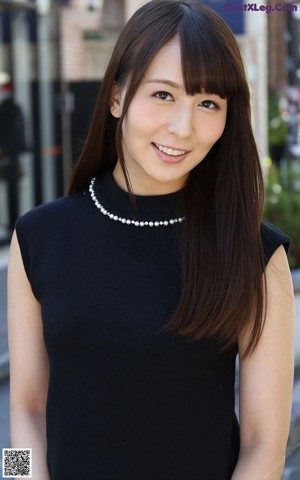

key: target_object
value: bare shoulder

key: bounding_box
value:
[239,244,294,355]
[264,244,294,308]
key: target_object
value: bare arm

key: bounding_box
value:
[8,230,50,480]
[232,245,295,480]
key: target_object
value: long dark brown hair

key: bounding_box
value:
[69,0,266,359]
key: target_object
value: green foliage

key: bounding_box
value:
[264,165,300,269]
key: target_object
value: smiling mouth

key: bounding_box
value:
[153,143,188,157]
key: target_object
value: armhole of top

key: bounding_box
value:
[282,239,291,256]
[261,220,292,268]
[15,217,31,284]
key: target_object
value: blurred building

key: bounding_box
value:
[59,0,123,185]
[268,6,288,93]
[266,3,300,163]
[0,0,62,244]
[287,7,300,158]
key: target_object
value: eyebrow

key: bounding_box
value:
[144,79,226,101]
[145,79,182,89]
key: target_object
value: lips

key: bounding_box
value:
[152,142,190,164]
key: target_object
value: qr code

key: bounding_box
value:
[2,448,32,478]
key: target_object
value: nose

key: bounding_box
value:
[166,104,194,138]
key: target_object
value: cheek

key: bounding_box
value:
[197,116,227,144]
[126,100,163,135]
[122,112,155,152]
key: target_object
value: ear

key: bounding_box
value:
[110,83,123,118]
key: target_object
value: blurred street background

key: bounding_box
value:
[0,0,300,478]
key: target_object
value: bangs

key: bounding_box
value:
[178,10,240,99]
[117,0,248,119]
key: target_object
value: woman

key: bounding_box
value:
[8,1,295,479]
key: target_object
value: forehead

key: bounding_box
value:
[142,37,182,81]
[139,35,222,98]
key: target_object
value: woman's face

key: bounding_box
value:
[111,36,227,195]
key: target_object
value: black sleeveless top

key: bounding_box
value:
[15,171,291,480]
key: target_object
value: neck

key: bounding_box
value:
[112,162,187,196]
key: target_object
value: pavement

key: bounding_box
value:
[0,249,300,479]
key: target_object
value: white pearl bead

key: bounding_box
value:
[89,177,185,227]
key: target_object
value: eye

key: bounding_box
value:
[200,100,219,110]
[153,91,173,101]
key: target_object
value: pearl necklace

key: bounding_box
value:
[89,177,185,227]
